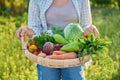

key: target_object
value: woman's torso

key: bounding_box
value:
[46,0,79,29]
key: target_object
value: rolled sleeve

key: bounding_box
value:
[28,0,42,36]
[81,0,92,31]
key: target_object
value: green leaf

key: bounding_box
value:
[34,32,55,48]
[103,41,112,45]
[51,26,64,36]
[88,33,95,42]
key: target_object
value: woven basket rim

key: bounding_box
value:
[24,48,91,68]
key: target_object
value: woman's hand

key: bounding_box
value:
[84,25,99,38]
[16,26,35,40]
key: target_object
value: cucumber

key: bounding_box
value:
[60,42,79,52]
[53,34,67,44]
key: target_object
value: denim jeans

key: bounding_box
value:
[36,64,85,80]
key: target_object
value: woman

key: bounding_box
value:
[16,0,99,80]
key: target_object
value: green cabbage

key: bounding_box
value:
[64,23,83,40]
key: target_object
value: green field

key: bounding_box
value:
[0,8,120,80]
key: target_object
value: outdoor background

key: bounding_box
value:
[0,0,120,80]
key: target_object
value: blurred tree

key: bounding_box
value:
[0,0,29,16]
[0,0,119,16]
[117,0,120,9]
[90,0,119,9]
[93,0,112,5]
[0,0,5,7]
[0,0,7,15]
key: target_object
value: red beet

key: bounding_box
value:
[54,44,64,51]
[42,42,54,55]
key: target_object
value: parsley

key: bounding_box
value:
[33,32,55,48]
[78,34,112,57]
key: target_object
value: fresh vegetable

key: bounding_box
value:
[47,52,77,60]
[84,35,89,39]
[42,42,54,55]
[60,42,79,52]
[88,33,95,42]
[54,44,64,51]
[78,34,112,57]
[34,32,55,48]
[64,23,83,40]
[51,26,64,36]
[27,39,36,48]
[27,23,111,60]
[53,51,66,55]
[53,34,67,44]
[28,45,38,53]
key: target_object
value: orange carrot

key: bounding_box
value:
[63,52,77,59]
[47,52,77,60]
[53,51,66,55]
[46,55,65,60]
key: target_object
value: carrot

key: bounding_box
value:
[46,55,65,60]
[63,52,77,59]
[47,52,77,60]
[53,51,66,55]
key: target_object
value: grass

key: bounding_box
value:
[0,8,120,80]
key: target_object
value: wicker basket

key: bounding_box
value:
[21,37,91,68]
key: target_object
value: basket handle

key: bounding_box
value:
[21,36,26,54]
